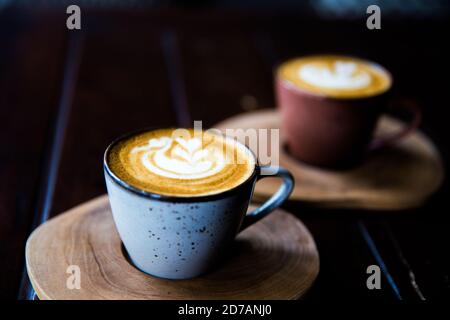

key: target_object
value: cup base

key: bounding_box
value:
[120,241,237,280]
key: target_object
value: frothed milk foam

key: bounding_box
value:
[278,55,391,99]
[107,128,255,197]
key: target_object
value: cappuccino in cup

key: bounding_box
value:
[104,128,294,279]
[276,55,420,168]
[278,55,392,99]
[107,128,256,197]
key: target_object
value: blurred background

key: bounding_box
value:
[1,0,450,17]
[1,0,449,300]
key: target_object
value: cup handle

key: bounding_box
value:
[239,166,294,231]
[369,99,422,151]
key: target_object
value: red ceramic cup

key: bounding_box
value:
[276,56,421,168]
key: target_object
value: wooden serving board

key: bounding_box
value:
[215,109,444,210]
[26,195,319,300]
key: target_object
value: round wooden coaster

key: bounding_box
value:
[215,109,444,210]
[26,195,319,300]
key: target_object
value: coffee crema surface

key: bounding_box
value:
[107,129,256,197]
[278,55,391,99]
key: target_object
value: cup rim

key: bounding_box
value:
[103,127,259,203]
[276,54,393,101]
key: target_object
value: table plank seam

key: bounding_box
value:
[18,31,85,300]
[381,219,426,300]
[357,220,402,300]
[161,29,192,127]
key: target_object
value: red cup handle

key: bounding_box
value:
[369,99,422,151]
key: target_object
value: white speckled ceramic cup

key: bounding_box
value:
[104,130,294,279]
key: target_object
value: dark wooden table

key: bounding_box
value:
[1,7,449,300]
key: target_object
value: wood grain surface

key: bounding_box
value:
[215,109,444,210]
[26,195,319,300]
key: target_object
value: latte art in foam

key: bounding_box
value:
[131,136,226,180]
[278,55,391,99]
[107,129,255,197]
[298,61,371,90]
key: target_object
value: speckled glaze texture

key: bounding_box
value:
[105,172,253,279]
